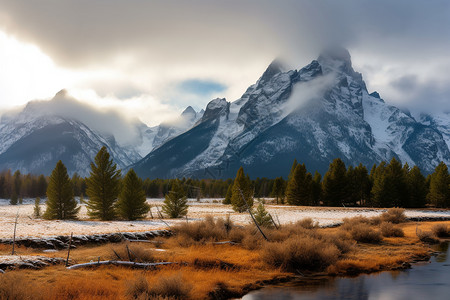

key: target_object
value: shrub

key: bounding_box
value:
[349,224,382,243]
[110,245,155,262]
[340,216,372,231]
[261,236,340,272]
[253,203,274,228]
[321,231,355,253]
[295,218,318,229]
[172,215,234,245]
[380,208,406,224]
[149,273,192,299]
[432,224,450,238]
[380,222,405,237]
[417,230,439,244]
[124,274,151,299]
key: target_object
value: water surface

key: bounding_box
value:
[244,242,450,300]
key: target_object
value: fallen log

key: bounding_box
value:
[66,261,178,270]
[211,241,238,245]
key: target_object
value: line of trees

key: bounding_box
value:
[280,158,450,208]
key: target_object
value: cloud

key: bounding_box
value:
[0,0,449,115]
[283,72,337,116]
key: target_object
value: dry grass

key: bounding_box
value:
[2,220,449,299]
[380,222,405,237]
[0,272,44,300]
[381,208,406,224]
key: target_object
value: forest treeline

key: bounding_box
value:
[1,157,449,208]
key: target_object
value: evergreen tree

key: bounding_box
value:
[407,166,427,208]
[231,167,253,212]
[427,162,450,208]
[288,159,298,181]
[253,202,273,228]
[348,163,371,206]
[285,164,312,206]
[162,179,188,218]
[271,177,285,204]
[311,172,322,206]
[43,160,79,220]
[86,146,121,220]
[116,169,150,220]
[322,158,349,206]
[223,184,233,204]
[385,158,409,207]
[371,162,389,207]
[34,197,41,218]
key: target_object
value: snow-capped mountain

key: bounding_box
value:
[0,91,201,176]
[132,47,450,179]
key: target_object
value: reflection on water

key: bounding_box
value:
[244,242,450,300]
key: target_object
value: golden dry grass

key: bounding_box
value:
[2,220,450,299]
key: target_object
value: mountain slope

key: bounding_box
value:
[133,48,450,178]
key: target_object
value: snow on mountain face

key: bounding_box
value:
[133,47,450,179]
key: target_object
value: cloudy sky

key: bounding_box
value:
[0,0,449,126]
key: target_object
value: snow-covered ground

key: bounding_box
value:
[1,198,450,239]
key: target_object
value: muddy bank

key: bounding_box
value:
[0,230,172,250]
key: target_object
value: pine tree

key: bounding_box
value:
[384,158,409,207]
[348,163,371,206]
[427,162,450,208]
[271,177,285,204]
[33,197,41,218]
[10,193,18,205]
[223,184,233,204]
[162,179,188,218]
[285,164,312,206]
[407,166,427,208]
[115,169,150,220]
[231,167,253,212]
[311,172,322,206]
[43,160,79,220]
[288,159,298,181]
[86,146,121,220]
[322,158,349,206]
[253,202,273,228]
[371,162,389,207]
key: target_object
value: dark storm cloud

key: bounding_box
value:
[0,0,449,111]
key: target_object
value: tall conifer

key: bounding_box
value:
[427,162,450,207]
[162,179,188,218]
[86,146,121,220]
[44,160,79,220]
[322,158,349,206]
[407,166,427,208]
[285,164,312,205]
[116,169,150,220]
[231,167,253,212]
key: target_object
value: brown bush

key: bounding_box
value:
[261,236,340,272]
[110,245,155,262]
[295,218,318,229]
[0,273,43,300]
[349,224,382,243]
[381,208,406,224]
[417,230,439,244]
[432,224,450,238]
[149,273,192,299]
[340,216,372,231]
[124,274,151,300]
[321,231,355,253]
[172,215,231,245]
[380,222,405,237]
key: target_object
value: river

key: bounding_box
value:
[243,242,450,300]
